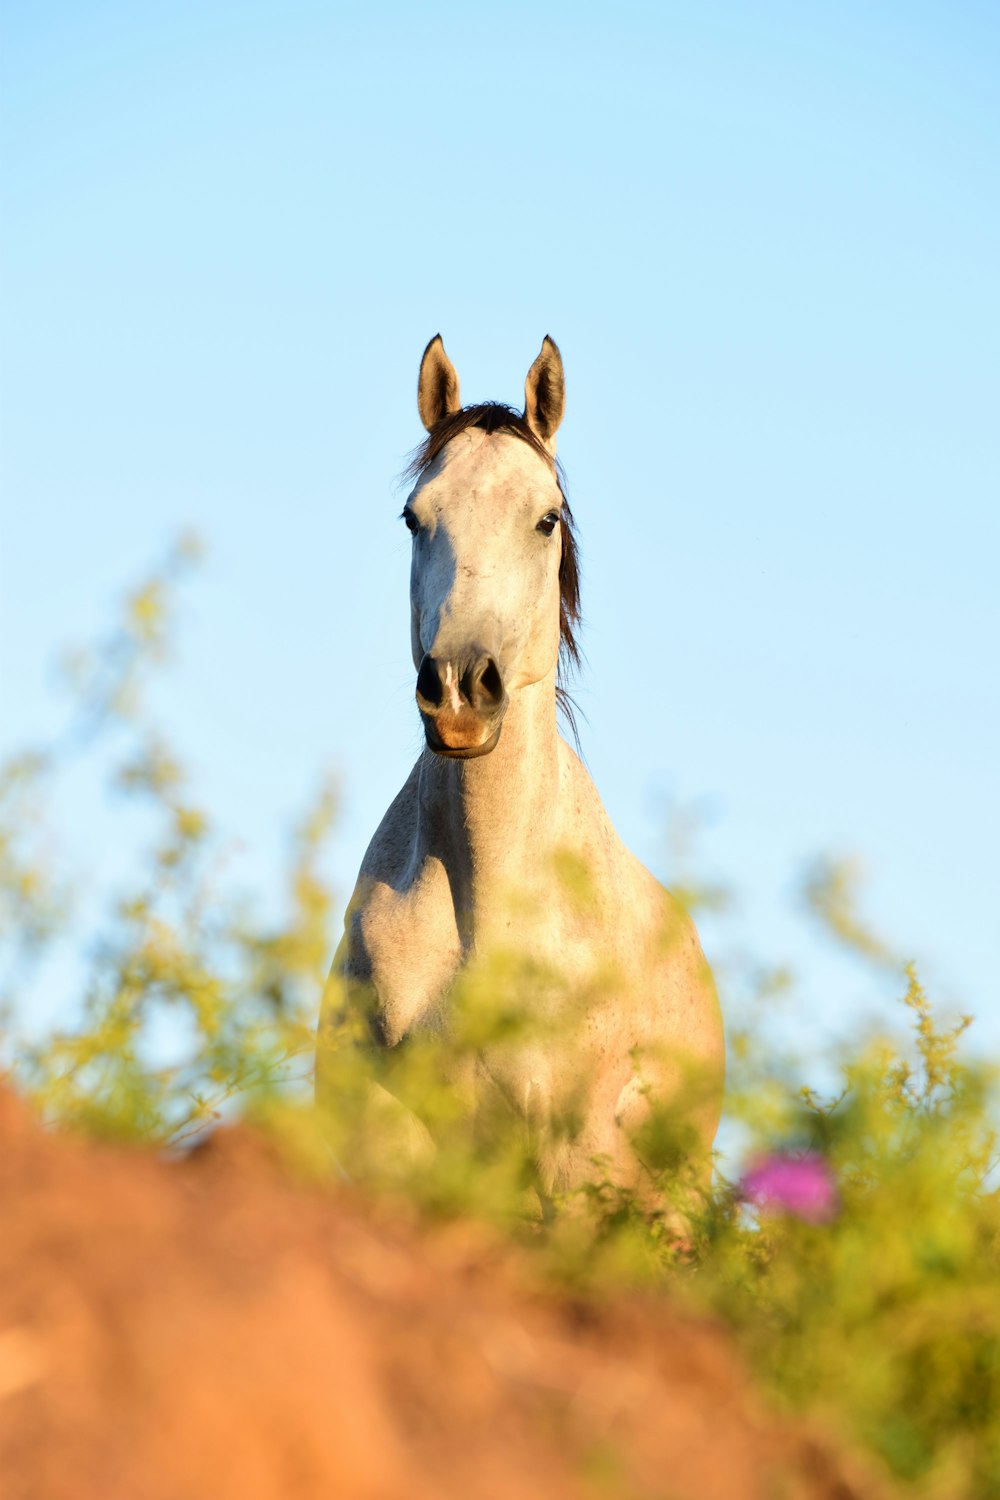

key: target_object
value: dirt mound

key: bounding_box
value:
[0,1085,887,1500]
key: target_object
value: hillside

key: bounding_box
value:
[0,1084,889,1500]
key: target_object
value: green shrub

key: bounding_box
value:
[2,549,997,1498]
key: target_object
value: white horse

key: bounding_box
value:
[318,336,724,1198]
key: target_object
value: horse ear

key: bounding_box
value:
[523,336,565,451]
[417,334,461,431]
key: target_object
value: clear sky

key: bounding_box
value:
[2,2,998,1062]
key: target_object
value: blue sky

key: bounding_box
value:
[2,1,998,1062]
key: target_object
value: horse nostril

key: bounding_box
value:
[479,657,503,706]
[465,655,504,713]
[415,654,444,708]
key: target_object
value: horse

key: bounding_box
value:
[317,336,724,1201]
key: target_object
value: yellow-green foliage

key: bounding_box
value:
[2,552,998,1498]
[3,542,331,1144]
[701,973,999,1495]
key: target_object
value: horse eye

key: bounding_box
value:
[536,511,559,537]
[402,509,419,535]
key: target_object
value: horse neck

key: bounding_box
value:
[417,667,561,915]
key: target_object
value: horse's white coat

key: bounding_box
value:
[318,342,724,1196]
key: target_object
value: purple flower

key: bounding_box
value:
[740,1152,838,1224]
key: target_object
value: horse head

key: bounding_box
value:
[404,335,578,758]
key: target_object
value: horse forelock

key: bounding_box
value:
[403,403,582,729]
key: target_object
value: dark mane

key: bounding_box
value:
[404,402,582,742]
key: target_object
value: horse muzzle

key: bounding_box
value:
[415,652,507,758]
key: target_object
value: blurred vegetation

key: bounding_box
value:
[1,539,333,1144]
[2,549,998,1499]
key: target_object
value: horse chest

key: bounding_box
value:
[357,857,624,1051]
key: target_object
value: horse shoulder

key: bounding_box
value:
[553,742,658,931]
[555,739,723,1061]
[322,764,462,1049]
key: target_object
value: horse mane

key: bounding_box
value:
[404,402,583,744]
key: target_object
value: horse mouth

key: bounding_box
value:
[419,709,504,759]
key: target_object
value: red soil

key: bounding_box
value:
[0,1085,889,1500]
